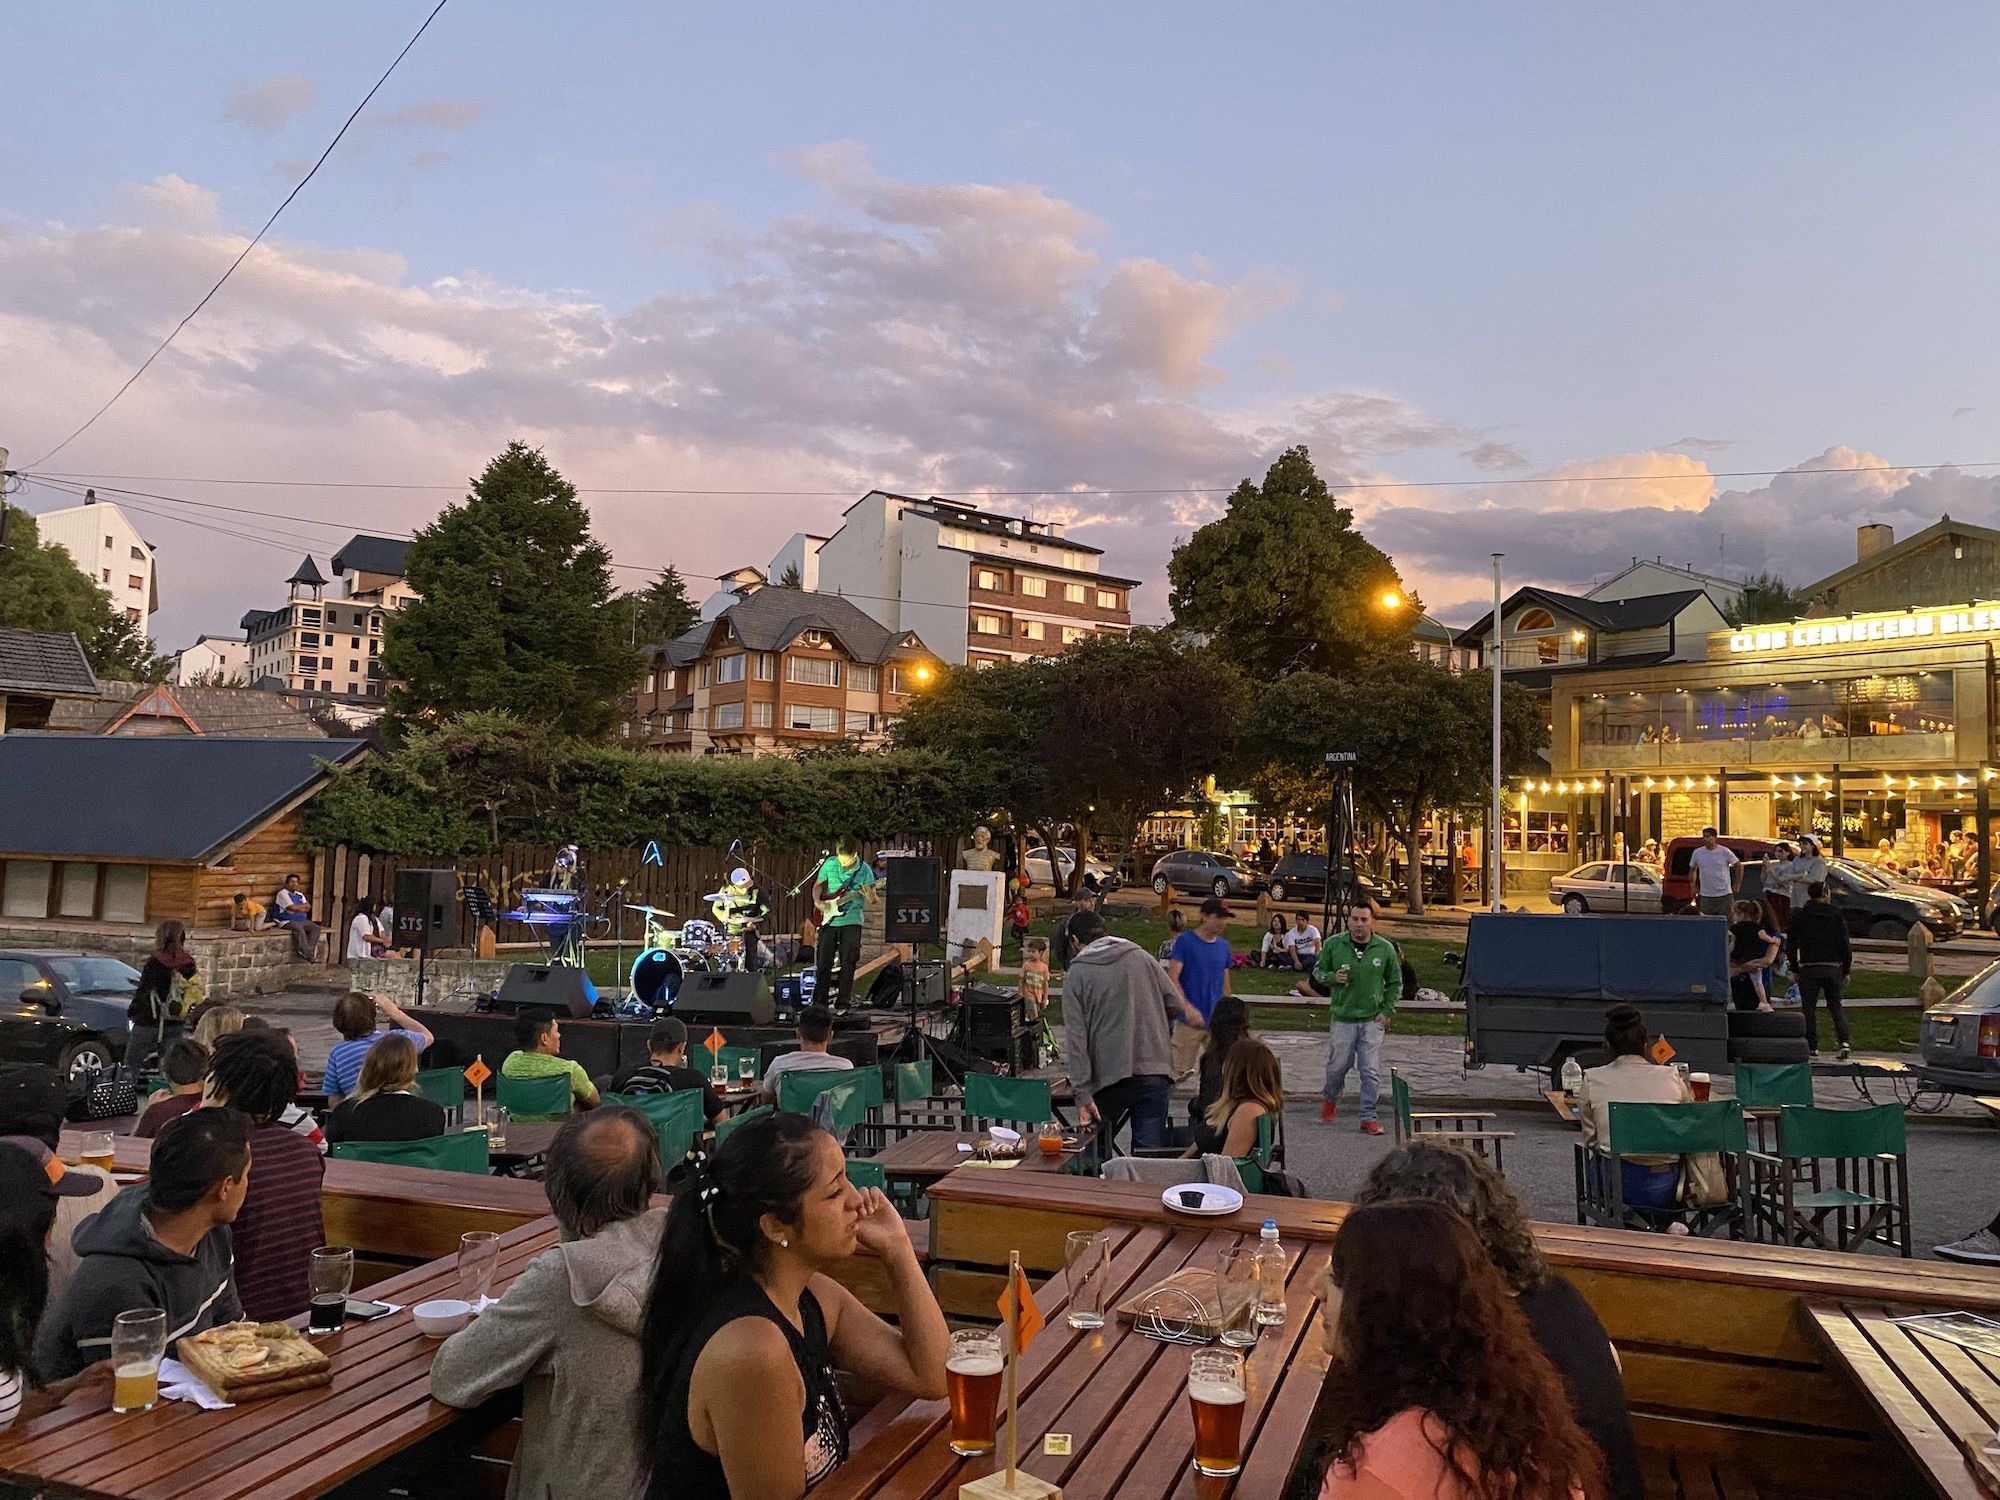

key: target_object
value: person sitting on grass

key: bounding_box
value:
[134,1039,210,1139]
[502,1012,600,1121]
[1259,914,1291,969]
[326,1035,447,1145]
[1283,910,1322,970]
[616,1018,724,1125]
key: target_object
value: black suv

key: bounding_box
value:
[1264,853,1388,910]
[1738,861,1962,942]
[0,950,139,1081]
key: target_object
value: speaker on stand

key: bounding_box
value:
[393,868,458,1009]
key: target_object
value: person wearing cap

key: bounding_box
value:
[1166,898,1234,1082]
[35,1109,251,1381]
[710,866,769,972]
[613,1018,725,1124]
[1307,902,1403,1133]
[0,1064,115,1298]
[1786,834,1827,917]
[0,1136,111,1428]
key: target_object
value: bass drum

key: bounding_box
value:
[629,948,686,1009]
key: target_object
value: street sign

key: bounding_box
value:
[1324,751,1357,764]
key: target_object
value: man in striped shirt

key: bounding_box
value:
[205,1032,324,1322]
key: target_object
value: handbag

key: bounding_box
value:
[1680,1150,1729,1207]
[70,1067,138,1122]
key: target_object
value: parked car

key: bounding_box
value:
[1737,860,1962,942]
[1264,853,1388,910]
[1149,848,1268,900]
[1918,962,2000,1095]
[1547,861,1665,915]
[1023,846,1122,893]
[0,950,139,1081]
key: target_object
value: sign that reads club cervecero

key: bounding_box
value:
[1726,603,2000,657]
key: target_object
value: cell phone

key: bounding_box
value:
[345,1299,393,1320]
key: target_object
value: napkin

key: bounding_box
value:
[158,1356,233,1410]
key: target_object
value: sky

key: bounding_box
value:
[5,3,2000,649]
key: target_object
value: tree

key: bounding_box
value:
[383,443,642,738]
[1238,663,1546,913]
[0,503,165,681]
[610,565,700,647]
[893,655,1064,864]
[1731,572,1809,626]
[777,562,803,589]
[1167,446,1414,678]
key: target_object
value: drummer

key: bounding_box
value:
[711,867,770,972]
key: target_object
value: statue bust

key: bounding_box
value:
[959,825,1002,873]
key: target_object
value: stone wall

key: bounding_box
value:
[0,923,328,1001]
[349,954,510,1008]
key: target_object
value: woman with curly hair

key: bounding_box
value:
[1355,1142,1641,1500]
[1309,1200,1602,1500]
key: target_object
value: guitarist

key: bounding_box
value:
[810,836,877,1014]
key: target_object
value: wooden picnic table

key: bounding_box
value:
[817,1217,1328,1500]
[1805,1300,2000,1500]
[0,1216,564,1500]
[480,1118,562,1171]
[869,1129,1094,1183]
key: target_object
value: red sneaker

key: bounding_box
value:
[1319,1099,1337,1124]
[1359,1120,1385,1136]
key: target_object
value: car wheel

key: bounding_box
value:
[1211,877,1230,899]
[1268,881,1287,903]
[1562,895,1587,915]
[58,1037,117,1082]
[1868,918,1909,942]
[1151,875,1169,895]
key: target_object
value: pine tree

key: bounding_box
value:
[611,564,700,646]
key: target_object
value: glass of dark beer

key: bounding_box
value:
[1187,1348,1246,1477]
[946,1329,1004,1456]
[308,1246,355,1334]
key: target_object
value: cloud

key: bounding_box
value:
[371,98,491,131]
[118,174,220,228]
[1252,351,1295,381]
[222,73,320,135]
[1669,435,1739,452]
[1952,406,1977,419]
[1459,439,1529,472]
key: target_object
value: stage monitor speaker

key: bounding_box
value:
[678,970,775,1026]
[493,963,598,1018]
[959,983,1026,1043]
[392,868,458,953]
[884,856,943,945]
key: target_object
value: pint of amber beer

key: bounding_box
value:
[946,1329,1004,1456]
[1187,1349,1246,1477]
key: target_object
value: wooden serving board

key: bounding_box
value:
[1114,1264,1250,1341]
[176,1322,332,1401]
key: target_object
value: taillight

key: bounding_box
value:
[1979,1013,2000,1058]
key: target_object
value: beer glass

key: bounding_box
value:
[458,1230,501,1306]
[945,1329,1003,1456]
[111,1308,167,1413]
[1214,1248,1259,1348]
[1187,1348,1246,1477]
[308,1246,354,1333]
[487,1106,508,1152]
[1064,1230,1111,1329]
[738,1055,757,1082]
[79,1129,116,1173]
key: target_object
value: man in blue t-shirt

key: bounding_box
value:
[811,836,877,1013]
[1166,898,1233,1081]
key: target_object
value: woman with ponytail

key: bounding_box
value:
[640,1111,948,1499]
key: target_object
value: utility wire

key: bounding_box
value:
[23,0,453,470]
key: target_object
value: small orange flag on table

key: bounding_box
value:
[1648,1036,1677,1067]
[705,1027,726,1057]
[997,1261,1043,1353]
[462,1057,492,1088]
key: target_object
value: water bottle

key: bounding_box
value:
[1560,1054,1583,1098]
[1252,1220,1286,1326]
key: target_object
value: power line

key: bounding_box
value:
[23,0,453,470]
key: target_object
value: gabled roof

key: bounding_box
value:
[48,682,328,739]
[0,736,367,862]
[697,586,935,664]
[1802,516,2000,600]
[331,535,412,579]
[287,555,328,587]
[1460,587,1709,640]
[0,629,98,698]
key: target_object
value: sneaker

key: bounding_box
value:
[1359,1120,1384,1136]
[1319,1099,1337,1124]
[1934,1228,2000,1264]
[1836,1044,1851,1061]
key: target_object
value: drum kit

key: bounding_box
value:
[624,895,751,1008]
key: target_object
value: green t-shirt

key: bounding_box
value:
[816,855,875,927]
[501,1050,596,1120]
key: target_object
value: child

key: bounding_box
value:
[1019,936,1050,1016]
[1008,892,1033,945]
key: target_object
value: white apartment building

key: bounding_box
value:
[238,535,417,704]
[172,635,252,684]
[32,491,157,632]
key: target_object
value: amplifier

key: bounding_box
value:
[491,964,598,1018]
[677,970,774,1026]
[961,1026,1037,1073]
[959,983,1026,1042]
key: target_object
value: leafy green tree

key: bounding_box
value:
[892,655,1066,865]
[1167,446,1414,677]
[1730,571,1809,626]
[610,564,700,647]
[777,562,804,589]
[0,503,164,681]
[1238,663,1546,912]
[383,443,642,738]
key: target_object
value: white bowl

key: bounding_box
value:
[412,1298,474,1337]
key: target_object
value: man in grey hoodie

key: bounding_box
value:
[1061,911,1178,1158]
[431,1106,666,1500]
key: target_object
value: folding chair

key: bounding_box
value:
[1234,1112,1277,1193]
[1574,1101,1745,1237]
[964,1072,1054,1132]
[715,1103,771,1145]
[812,1078,870,1148]
[1740,1104,1910,1255]
[495,1071,572,1120]
[1734,1063,1814,1152]
[845,1158,888,1191]
[329,1130,489,1175]
[414,1067,468,1120]
[1390,1070,1514,1171]
[778,1067,869,1116]
[602,1089,704,1173]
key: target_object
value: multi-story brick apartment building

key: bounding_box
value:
[623,580,942,755]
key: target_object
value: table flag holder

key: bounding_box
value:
[961,1250,1061,1500]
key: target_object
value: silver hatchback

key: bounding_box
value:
[1919,962,2000,1093]
[1547,862,1665,915]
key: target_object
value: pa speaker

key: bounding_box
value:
[678,970,774,1025]
[493,963,598,1018]
[392,868,457,952]
[884,857,943,945]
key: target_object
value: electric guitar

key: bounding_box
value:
[814,862,877,925]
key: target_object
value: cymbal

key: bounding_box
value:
[700,891,735,904]
[627,903,675,917]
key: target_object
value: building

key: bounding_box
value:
[0,735,367,928]
[1587,558,1745,616]
[1799,516,2000,616]
[30,491,158,632]
[47,681,326,738]
[1411,618,1476,672]
[625,579,941,755]
[0,628,98,734]
[804,491,1137,666]
[1464,586,1732,686]
[239,534,415,705]
[173,635,252,684]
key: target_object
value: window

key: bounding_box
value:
[975,568,1005,590]
[101,568,111,582]
[124,574,143,591]
[786,656,841,686]
[348,660,359,674]
[0,959,38,1003]
[350,636,360,649]
[751,701,773,728]
[131,545,146,560]
[754,652,776,680]
[369,640,378,657]
[711,702,745,731]
[849,663,879,692]
[786,704,840,732]
[126,608,142,625]
[57,863,98,919]
[1020,620,1045,641]
[846,710,875,734]
[972,613,1005,636]
[1097,590,1119,609]
[299,609,321,624]
[1019,576,1046,598]
[1516,608,1556,632]
[1,860,52,919]
[1063,583,1087,603]
[370,616,381,633]
[715,654,747,684]
[101,866,146,923]
[802,630,826,646]
[699,662,710,687]
[104,535,114,549]
[645,671,657,694]
[1061,626,1086,643]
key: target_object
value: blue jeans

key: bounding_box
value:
[1323,1019,1385,1121]
[1091,1074,1171,1159]
[1588,1154,1681,1209]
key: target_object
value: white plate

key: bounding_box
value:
[1161,1183,1244,1216]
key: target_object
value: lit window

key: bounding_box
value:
[1096,590,1119,609]
[1061,626,1086,643]
[1019,576,1046,597]
[1020,620,1045,641]
[1063,583,1086,603]
[786,656,841,687]
[972,613,1004,635]
[975,569,1005,590]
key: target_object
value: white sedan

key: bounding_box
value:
[1546,861,1665,915]
[1025,846,1122,892]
